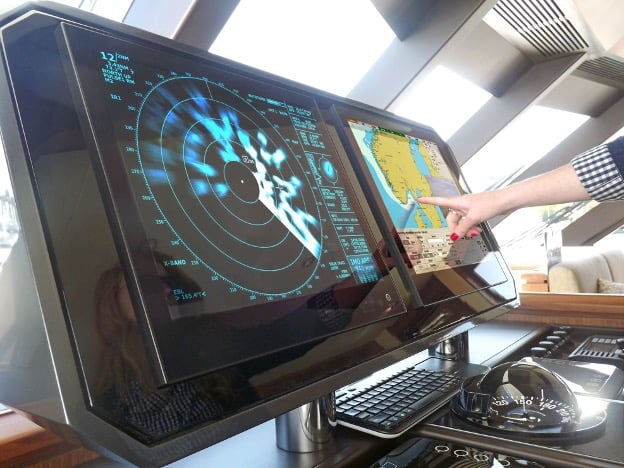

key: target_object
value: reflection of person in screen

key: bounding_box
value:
[92,258,245,441]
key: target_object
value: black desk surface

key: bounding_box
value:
[84,320,623,467]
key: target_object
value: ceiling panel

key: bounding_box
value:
[539,74,624,116]
[444,21,531,97]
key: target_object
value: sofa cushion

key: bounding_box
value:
[597,278,624,294]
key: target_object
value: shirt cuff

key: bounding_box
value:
[572,143,624,201]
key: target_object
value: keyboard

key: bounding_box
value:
[336,356,488,437]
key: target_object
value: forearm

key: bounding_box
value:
[497,163,591,213]
[418,139,623,239]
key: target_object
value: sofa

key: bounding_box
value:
[548,248,624,293]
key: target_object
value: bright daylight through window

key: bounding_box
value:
[466,106,590,267]
[210,0,395,97]
[51,0,133,22]
[462,106,589,193]
[390,65,492,140]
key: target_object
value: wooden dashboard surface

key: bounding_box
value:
[500,292,624,329]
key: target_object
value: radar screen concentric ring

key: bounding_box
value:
[135,76,323,296]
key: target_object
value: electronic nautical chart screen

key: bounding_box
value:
[330,104,510,306]
[57,23,406,383]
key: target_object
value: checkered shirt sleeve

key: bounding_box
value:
[572,141,624,201]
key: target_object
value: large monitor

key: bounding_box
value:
[329,103,513,310]
[0,2,517,465]
[58,21,409,385]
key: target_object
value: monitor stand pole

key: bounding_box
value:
[430,330,469,361]
[275,393,336,453]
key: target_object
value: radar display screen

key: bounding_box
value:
[57,23,405,383]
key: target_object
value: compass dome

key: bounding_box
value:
[450,360,607,438]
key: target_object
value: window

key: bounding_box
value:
[0,132,16,270]
[595,225,624,249]
[209,0,395,97]
[52,0,133,22]
[87,0,133,22]
[390,65,492,140]
[462,106,589,193]
[495,124,624,268]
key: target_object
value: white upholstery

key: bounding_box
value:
[548,249,624,293]
[599,249,624,283]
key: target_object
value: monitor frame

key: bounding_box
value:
[56,21,409,385]
[329,102,511,305]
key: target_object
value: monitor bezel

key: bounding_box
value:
[56,21,410,385]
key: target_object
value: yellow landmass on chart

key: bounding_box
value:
[370,130,444,228]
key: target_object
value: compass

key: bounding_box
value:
[451,360,607,440]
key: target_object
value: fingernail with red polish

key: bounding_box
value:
[450,233,459,242]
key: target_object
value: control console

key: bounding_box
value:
[568,335,624,369]
[370,322,624,467]
[372,436,547,467]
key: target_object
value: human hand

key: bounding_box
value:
[417,193,503,241]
